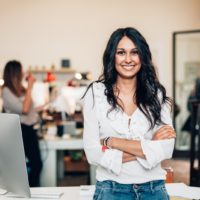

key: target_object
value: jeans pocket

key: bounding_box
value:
[160,185,170,200]
[93,187,103,200]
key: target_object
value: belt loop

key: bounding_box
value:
[111,180,115,189]
[150,181,154,193]
[111,181,115,194]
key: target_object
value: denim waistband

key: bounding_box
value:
[96,180,165,191]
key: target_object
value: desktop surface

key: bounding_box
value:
[1,184,200,200]
[1,187,80,200]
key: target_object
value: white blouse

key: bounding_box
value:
[83,82,175,184]
[2,87,38,125]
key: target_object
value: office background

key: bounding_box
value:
[0,0,200,95]
[0,0,200,191]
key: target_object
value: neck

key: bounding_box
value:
[115,77,137,94]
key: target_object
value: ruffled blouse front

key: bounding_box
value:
[83,82,175,184]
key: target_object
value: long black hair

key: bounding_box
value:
[84,27,172,129]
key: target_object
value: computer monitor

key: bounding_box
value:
[0,113,31,198]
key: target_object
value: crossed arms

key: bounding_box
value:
[100,125,176,163]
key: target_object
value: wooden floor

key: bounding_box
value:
[58,158,191,186]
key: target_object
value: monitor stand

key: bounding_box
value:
[0,187,63,199]
[0,188,27,198]
[0,188,8,195]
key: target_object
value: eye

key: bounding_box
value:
[131,49,139,55]
[116,50,125,55]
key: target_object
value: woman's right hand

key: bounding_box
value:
[152,125,176,140]
[27,74,36,89]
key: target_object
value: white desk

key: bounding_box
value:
[1,184,200,200]
[0,187,80,200]
[39,135,84,186]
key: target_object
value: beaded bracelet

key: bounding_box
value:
[105,137,109,146]
[105,137,112,149]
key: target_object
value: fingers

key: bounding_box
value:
[153,125,176,140]
[156,125,173,132]
[156,125,175,135]
[155,131,175,140]
[29,75,36,83]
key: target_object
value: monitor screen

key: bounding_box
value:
[0,113,30,198]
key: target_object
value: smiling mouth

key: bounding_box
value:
[121,64,136,68]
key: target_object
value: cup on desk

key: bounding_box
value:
[164,167,174,183]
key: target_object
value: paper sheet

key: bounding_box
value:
[166,183,200,199]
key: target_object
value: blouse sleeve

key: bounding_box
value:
[136,102,175,169]
[2,87,23,114]
[83,86,123,175]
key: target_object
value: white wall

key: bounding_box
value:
[0,0,200,95]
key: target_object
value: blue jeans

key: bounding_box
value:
[93,180,169,200]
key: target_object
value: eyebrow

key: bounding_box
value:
[116,48,138,50]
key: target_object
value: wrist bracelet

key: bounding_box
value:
[105,137,112,149]
[102,137,112,149]
[103,137,108,146]
[104,137,110,146]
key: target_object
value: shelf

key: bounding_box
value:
[29,68,76,82]
[30,68,76,74]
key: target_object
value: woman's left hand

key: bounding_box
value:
[152,125,176,140]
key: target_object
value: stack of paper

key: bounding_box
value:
[166,183,200,199]
[5,191,63,199]
[80,185,95,200]
[31,191,64,199]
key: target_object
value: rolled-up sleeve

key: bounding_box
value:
[83,87,123,175]
[137,102,175,169]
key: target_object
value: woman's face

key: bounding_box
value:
[18,67,23,82]
[115,36,141,79]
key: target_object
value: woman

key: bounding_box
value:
[83,27,175,199]
[2,60,42,187]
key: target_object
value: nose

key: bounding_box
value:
[125,53,132,63]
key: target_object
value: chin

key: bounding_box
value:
[118,73,137,79]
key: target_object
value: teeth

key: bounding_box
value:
[123,65,134,67]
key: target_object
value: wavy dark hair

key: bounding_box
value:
[84,27,172,129]
[3,60,25,97]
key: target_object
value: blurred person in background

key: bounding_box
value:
[2,60,42,187]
